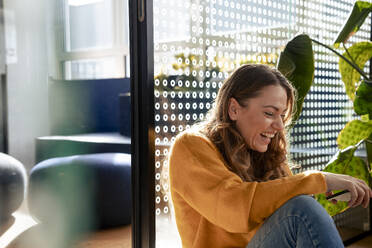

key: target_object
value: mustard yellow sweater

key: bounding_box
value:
[169,130,328,248]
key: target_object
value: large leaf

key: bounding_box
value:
[316,146,370,216]
[354,80,372,115]
[277,34,314,123]
[337,120,372,150]
[334,1,372,47]
[339,42,372,101]
[325,144,370,185]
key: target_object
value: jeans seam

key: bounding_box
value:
[292,214,320,248]
[256,214,319,248]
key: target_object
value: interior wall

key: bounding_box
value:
[4,0,49,170]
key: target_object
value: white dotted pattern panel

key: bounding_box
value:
[154,0,371,246]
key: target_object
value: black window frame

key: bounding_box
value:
[0,0,8,154]
[130,0,155,247]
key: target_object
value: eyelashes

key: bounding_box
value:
[264,112,286,120]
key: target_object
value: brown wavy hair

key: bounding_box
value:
[199,64,296,182]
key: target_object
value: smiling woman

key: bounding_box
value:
[201,64,295,182]
[167,64,372,248]
[229,85,287,152]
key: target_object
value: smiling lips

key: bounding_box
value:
[261,132,275,138]
[260,132,276,144]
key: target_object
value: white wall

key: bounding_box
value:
[4,0,50,170]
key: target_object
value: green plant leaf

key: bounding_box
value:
[316,194,349,217]
[339,42,372,101]
[323,146,357,175]
[343,156,370,184]
[276,53,295,77]
[337,120,372,150]
[316,146,370,215]
[277,34,314,123]
[334,1,372,47]
[361,114,370,121]
[323,145,369,183]
[354,80,372,115]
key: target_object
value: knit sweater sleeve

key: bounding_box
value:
[169,131,327,233]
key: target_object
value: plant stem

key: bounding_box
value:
[311,38,371,82]
[342,43,357,65]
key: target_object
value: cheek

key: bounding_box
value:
[237,117,264,139]
[248,116,271,130]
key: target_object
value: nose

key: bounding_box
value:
[272,116,284,131]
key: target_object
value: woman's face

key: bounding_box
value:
[228,84,288,153]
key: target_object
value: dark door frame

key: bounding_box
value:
[0,0,8,154]
[129,0,155,247]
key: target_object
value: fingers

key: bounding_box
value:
[323,172,372,208]
[325,191,333,197]
[354,179,371,208]
[352,185,365,208]
[359,183,371,208]
[347,181,371,208]
[363,187,372,208]
[348,184,358,207]
[325,191,337,204]
[362,191,370,208]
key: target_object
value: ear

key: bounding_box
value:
[228,97,240,121]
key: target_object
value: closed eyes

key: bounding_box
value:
[264,112,286,120]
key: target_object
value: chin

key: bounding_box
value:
[252,146,268,153]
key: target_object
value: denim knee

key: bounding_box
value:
[284,195,334,223]
[246,195,343,248]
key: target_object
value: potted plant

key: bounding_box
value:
[277,1,372,216]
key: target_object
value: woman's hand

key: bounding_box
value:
[321,172,372,208]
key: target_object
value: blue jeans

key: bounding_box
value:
[246,195,344,248]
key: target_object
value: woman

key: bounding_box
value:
[168,64,372,248]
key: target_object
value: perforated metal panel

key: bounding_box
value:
[154,0,371,246]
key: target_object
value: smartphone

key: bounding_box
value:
[326,190,351,202]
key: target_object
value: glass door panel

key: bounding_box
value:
[153,0,371,246]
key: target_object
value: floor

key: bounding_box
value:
[75,226,131,248]
[346,236,372,248]
[1,207,371,248]
[0,212,132,248]
[0,207,132,248]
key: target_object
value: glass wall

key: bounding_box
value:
[0,0,131,247]
[153,0,371,246]
[1,0,129,169]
